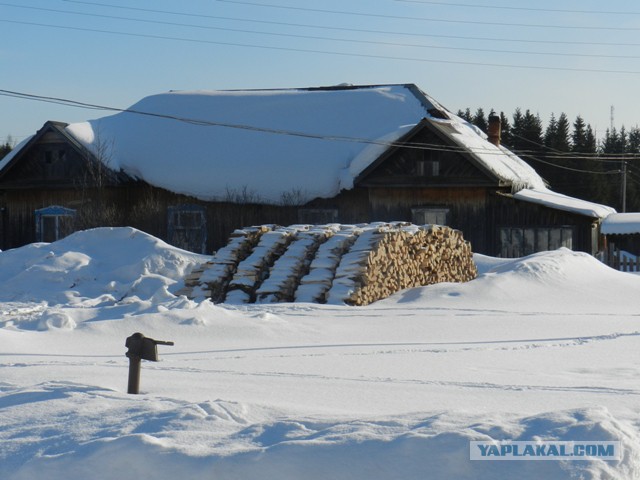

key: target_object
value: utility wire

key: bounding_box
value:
[60,0,640,48]
[3,19,640,76]
[4,3,640,60]
[0,88,503,154]
[519,154,621,174]
[216,0,640,31]
[2,88,638,174]
[394,0,640,16]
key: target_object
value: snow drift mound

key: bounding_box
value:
[0,227,207,306]
[188,223,477,305]
[3,384,637,480]
[385,248,640,314]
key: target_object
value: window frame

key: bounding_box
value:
[167,204,207,253]
[35,205,76,242]
[411,207,450,226]
[499,226,574,257]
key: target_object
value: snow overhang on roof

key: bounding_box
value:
[424,116,546,191]
[9,84,547,204]
[601,212,640,235]
[513,188,617,219]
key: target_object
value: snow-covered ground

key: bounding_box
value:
[1,227,639,479]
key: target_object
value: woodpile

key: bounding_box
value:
[256,226,333,303]
[196,226,270,302]
[329,224,477,306]
[295,228,358,303]
[225,227,296,303]
[189,223,477,306]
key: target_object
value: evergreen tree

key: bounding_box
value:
[600,128,629,210]
[628,127,640,154]
[472,108,488,133]
[457,108,473,122]
[0,141,11,161]
[499,111,512,147]
[571,116,589,153]
[544,113,558,150]
[602,128,621,154]
[511,109,543,152]
[554,113,571,152]
[618,126,628,154]
[626,127,640,211]
[566,116,603,203]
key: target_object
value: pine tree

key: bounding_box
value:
[0,141,11,161]
[572,116,589,153]
[499,111,512,147]
[554,113,571,152]
[628,127,640,154]
[544,113,558,150]
[551,115,599,202]
[472,108,488,133]
[457,108,473,122]
[602,128,621,154]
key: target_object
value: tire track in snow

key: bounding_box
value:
[148,364,640,397]
[157,330,640,360]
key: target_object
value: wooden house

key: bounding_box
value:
[0,84,615,256]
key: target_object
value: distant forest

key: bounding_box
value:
[458,108,640,212]
[0,139,11,160]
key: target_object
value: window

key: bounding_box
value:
[417,159,440,177]
[500,226,573,257]
[167,205,207,253]
[298,208,338,225]
[35,206,76,242]
[412,207,449,225]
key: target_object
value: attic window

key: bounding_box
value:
[417,159,439,177]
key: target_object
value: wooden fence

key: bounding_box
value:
[601,243,640,272]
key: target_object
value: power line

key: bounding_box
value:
[3,87,638,169]
[4,3,640,60]
[519,154,621,175]
[4,18,640,76]
[60,0,640,48]
[216,0,640,31]
[393,0,640,16]
[0,88,505,154]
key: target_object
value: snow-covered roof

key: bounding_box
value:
[426,117,545,191]
[512,188,616,219]
[601,212,640,234]
[45,84,546,203]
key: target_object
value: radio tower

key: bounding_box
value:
[610,105,615,131]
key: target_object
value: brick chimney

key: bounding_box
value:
[487,112,501,147]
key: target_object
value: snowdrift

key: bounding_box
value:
[0,227,206,307]
[2,228,640,479]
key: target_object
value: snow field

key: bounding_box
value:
[2,228,640,479]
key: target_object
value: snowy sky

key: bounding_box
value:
[2,0,640,145]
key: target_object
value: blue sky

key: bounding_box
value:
[2,0,640,144]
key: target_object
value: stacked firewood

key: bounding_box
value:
[196,226,270,302]
[327,224,477,306]
[256,226,334,303]
[295,228,359,303]
[190,223,477,306]
[225,228,296,303]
